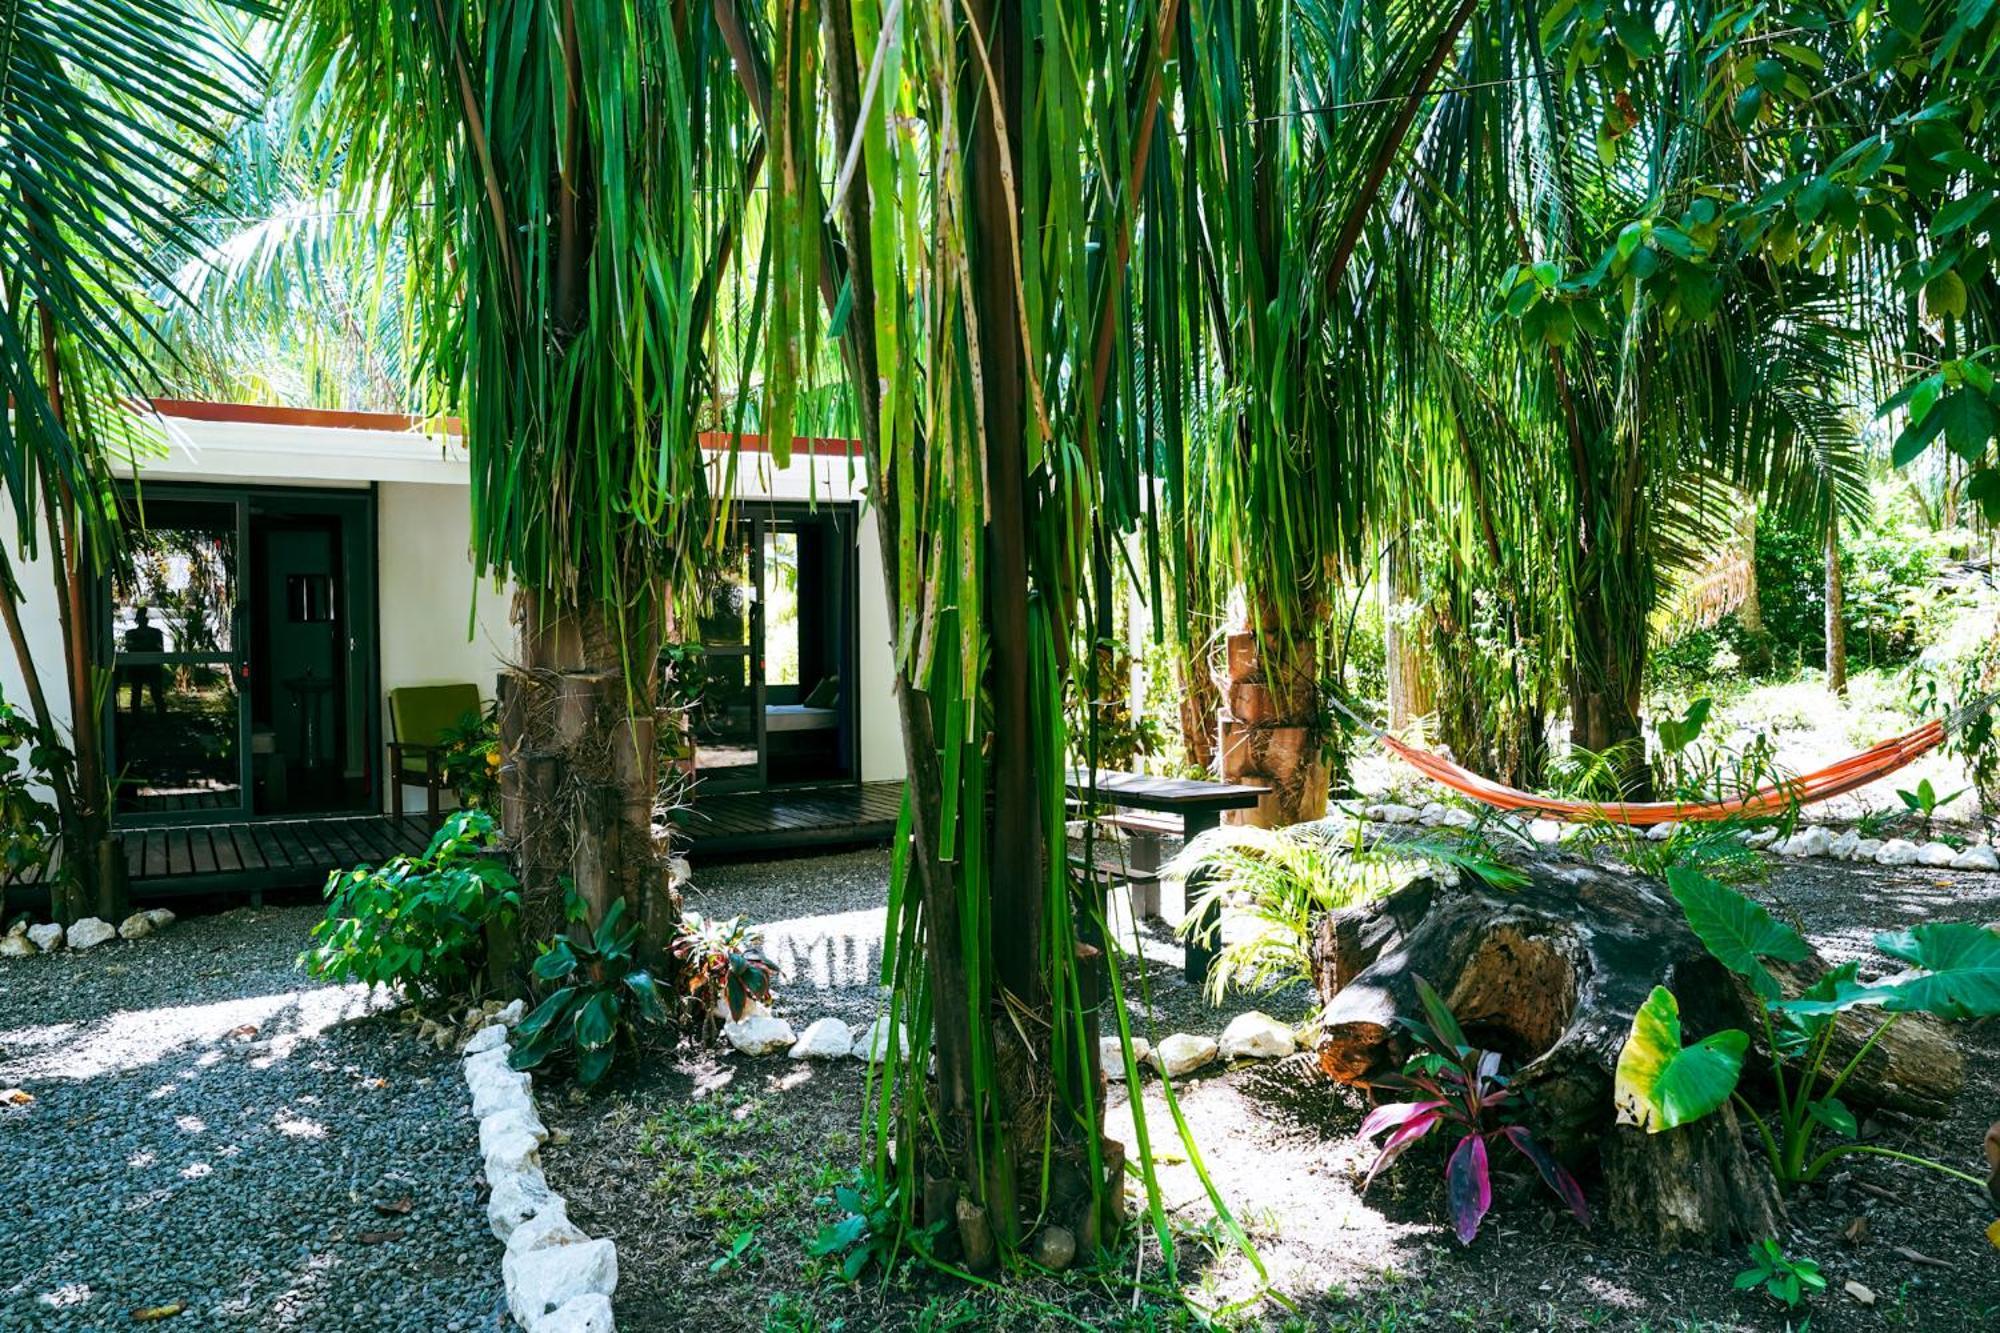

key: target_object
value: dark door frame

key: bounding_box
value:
[693,498,861,794]
[104,480,382,826]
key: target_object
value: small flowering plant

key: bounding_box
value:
[672,911,781,1024]
[1358,975,1589,1244]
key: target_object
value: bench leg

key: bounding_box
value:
[1126,830,1164,919]
[1179,811,1221,990]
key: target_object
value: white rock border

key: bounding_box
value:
[461,1010,619,1333]
[1346,797,2000,874]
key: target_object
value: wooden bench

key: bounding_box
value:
[1065,769,1266,986]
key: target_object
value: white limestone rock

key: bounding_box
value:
[1949,844,2000,872]
[1918,841,1959,867]
[468,1060,536,1119]
[1418,802,1448,827]
[1375,803,1421,825]
[1850,838,1883,863]
[532,1294,615,1333]
[787,1017,854,1060]
[465,1024,509,1055]
[1529,819,1564,845]
[723,1014,796,1057]
[1146,1032,1219,1078]
[141,908,176,930]
[1828,830,1861,861]
[1439,807,1477,830]
[1744,828,1780,850]
[481,1104,549,1155]
[482,1122,544,1180]
[1219,1011,1296,1061]
[495,998,527,1028]
[1099,1035,1152,1081]
[3,918,22,937]
[487,1164,559,1240]
[506,1202,590,1258]
[1645,821,1678,842]
[0,934,35,958]
[68,917,116,950]
[117,912,155,940]
[851,1017,910,1065]
[505,1236,618,1327]
[1874,838,1921,867]
[1779,826,1832,858]
[25,922,62,952]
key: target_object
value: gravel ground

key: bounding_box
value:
[0,905,504,1332]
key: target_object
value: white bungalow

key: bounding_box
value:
[1,400,904,895]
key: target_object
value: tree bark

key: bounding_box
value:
[1382,540,1433,735]
[497,591,675,961]
[1824,512,1847,695]
[1217,625,1328,827]
[1309,857,1962,1248]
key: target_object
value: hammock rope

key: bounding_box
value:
[1329,693,1993,828]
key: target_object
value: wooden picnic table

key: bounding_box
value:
[1066,768,1265,986]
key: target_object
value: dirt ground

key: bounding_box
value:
[533,842,2000,1333]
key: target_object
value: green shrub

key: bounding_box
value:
[301,810,518,997]
[437,701,501,809]
[0,696,58,916]
[1170,822,1524,1003]
[510,892,671,1088]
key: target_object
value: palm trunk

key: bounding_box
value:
[498,591,673,960]
[1383,540,1432,734]
[31,308,120,923]
[1825,513,1847,696]
[1568,578,1651,798]
[1217,613,1329,827]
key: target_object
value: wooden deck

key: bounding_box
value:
[671,780,904,857]
[19,813,445,903]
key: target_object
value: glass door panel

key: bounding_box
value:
[110,497,249,817]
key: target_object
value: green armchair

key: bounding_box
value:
[387,683,482,822]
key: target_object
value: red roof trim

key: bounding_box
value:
[145,399,864,457]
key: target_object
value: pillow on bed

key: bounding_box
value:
[803,674,841,709]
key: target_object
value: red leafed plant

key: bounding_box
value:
[1357,975,1589,1245]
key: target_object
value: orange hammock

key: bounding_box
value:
[1369,716,1959,828]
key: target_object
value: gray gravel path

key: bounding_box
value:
[0,905,504,1332]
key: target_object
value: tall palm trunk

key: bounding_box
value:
[1825,512,1847,695]
[499,592,671,956]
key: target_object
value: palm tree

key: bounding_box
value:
[723,0,1251,1270]
[0,0,263,922]
[283,0,761,951]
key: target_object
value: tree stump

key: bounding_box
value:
[1309,856,1963,1249]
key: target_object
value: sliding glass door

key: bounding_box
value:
[687,502,858,792]
[108,495,251,818]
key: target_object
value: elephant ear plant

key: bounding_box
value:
[510,894,671,1089]
[1359,977,1590,1244]
[1617,866,2000,1193]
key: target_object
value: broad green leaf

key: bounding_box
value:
[1615,986,1748,1132]
[1871,924,2000,1020]
[515,986,577,1043]
[574,990,620,1050]
[1668,867,1808,998]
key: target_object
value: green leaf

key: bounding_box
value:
[532,940,579,981]
[515,986,578,1043]
[1934,389,1998,462]
[1870,923,2000,1020]
[1807,1096,1857,1138]
[1668,867,1809,998]
[1614,986,1748,1132]
[574,990,620,1050]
